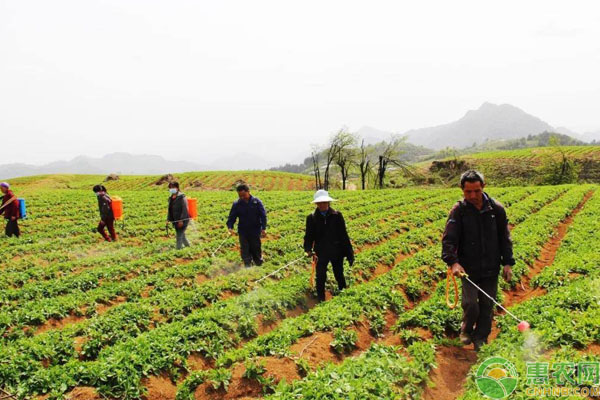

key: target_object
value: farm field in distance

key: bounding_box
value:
[1,177,600,400]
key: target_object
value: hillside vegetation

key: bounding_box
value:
[419,146,600,186]
[6,171,315,192]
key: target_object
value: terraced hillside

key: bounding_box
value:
[5,171,315,192]
[421,146,600,186]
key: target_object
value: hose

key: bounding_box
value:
[211,235,232,257]
[462,273,524,323]
[310,255,317,288]
[445,267,459,309]
[254,255,306,284]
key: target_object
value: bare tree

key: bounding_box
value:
[323,129,353,190]
[376,135,413,188]
[357,139,373,190]
[310,145,322,190]
[334,131,358,190]
[322,138,338,190]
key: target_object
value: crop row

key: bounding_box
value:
[0,188,531,398]
[172,187,564,399]
[0,188,457,334]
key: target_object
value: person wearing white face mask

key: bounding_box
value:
[166,181,190,249]
[92,184,117,242]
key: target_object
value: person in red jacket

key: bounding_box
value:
[93,185,117,242]
[0,182,20,237]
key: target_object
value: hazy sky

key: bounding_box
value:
[1,0,599,165]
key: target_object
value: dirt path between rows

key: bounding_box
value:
[423,190,594,400]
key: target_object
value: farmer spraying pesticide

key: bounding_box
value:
[303,190,354,302]
[166,181,191,250]
[226,183,267,267]
[92,185,117,242]
[442,170,516,351]
[0,182,20,237]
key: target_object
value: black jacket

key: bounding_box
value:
[167,192,190,227]
[442,193,515,280]
[304,208,354,261]
[97,193,114,221]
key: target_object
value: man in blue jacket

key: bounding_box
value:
[226,183,267,267]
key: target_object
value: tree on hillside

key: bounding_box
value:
[376,135,413,188]
[334,132,358,190]
[537,135,580,185]
[323,129,355,190]
[357,139,373,190]
[322,137,337,191]
[310,145,323,190]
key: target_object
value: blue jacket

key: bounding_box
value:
[226,195,267,237]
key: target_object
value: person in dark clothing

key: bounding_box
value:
[93,185,117,242]
[166,181,190,250]
[226,184,267,267]
[303,189,354,302]
[0,182,20,238]
[442,170,515,351]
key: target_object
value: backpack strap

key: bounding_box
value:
[487,197,507,234]
[456,200,466,218]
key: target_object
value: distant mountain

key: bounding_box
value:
[581,130,600,143]
[209,152,274,171]
[554,126,580,137]
[0,152,276,179]
[356,126,395,145]
[404,102,557,150]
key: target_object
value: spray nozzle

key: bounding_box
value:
[518,320,531,332]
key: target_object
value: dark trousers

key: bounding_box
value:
[239,234,263,267]
[174,224,190,250]
[461,275,498,343]
[98,217,117,241]
[5,219,20,237]
[316,257,346,301]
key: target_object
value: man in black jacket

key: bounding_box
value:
[304,190,354,302]
[442,170,515,351]
[166,181,190,250]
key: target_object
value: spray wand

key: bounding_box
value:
[211,232,234,257]
[446,268,530,332]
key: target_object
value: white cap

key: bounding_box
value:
[312,189,336,203]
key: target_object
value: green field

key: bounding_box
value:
[6,170,315,192]
[0,182,599,399]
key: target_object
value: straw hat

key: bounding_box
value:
[312,189,336,203]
